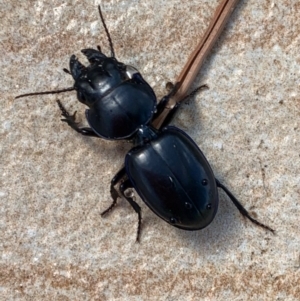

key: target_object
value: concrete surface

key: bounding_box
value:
[1,0,299,300]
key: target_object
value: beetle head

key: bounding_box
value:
[70,48,128,107]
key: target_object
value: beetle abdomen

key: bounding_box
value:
[125,126,219,230]
[86,82,156,140]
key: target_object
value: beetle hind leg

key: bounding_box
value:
[216,179,275,233]
[120,180,142,243]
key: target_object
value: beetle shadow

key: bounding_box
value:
[165,0,249,252]
[83,135,131,157]
[68,110,133,162]
[172,188,250,254]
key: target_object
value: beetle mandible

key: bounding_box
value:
[16,6,274,241]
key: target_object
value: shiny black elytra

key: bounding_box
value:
[16,6,274,241]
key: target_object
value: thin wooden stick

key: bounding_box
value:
[152,0,240,128]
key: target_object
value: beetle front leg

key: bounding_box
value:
[119,179,142,242]
[216,179,275,233]
[56,100,99,137]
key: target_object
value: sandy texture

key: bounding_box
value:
[1,0,299,300]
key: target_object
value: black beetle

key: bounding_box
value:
[16,6,274,241]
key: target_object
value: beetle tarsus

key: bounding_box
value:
[56,100,98,137]
[216,179,275,233]
[101,181,119,217]
[101,167,127,216]
[102,168,142,242]
[180,84,209,103]
[57,99,77,122]
[100,196,118,216]
[120,179,142,243]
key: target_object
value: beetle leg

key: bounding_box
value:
[101,168,142,242]
[157,101,181,130]
[153,84,208,129]
[152,0,241,130]
[101,167,127,216]
[119,179,142,242]
[216,179,275,233]
[56,100,99,137]
[152,83,179,122]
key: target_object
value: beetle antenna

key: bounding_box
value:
[15,87,75,99]
[98,5,115,58]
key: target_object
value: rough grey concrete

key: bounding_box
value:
[1,0,299,300]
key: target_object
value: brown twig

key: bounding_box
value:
[152,0,240,128]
